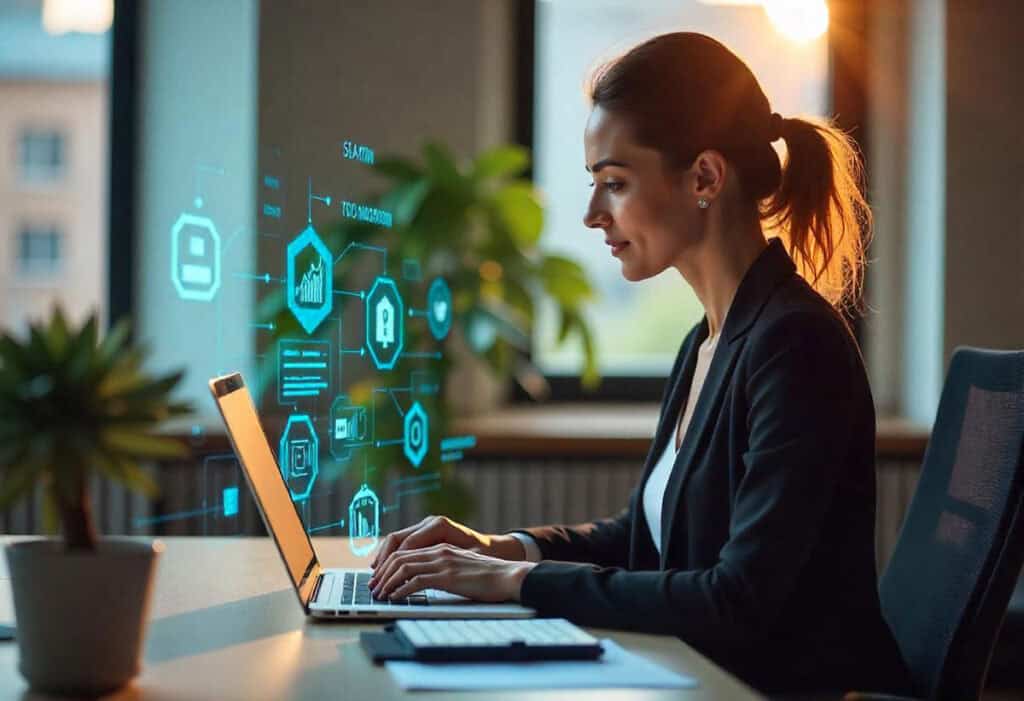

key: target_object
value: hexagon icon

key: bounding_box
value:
[403,401,429,468]
[286,225,333,334]
[170,212,221,301]
[278,413,319,502]
[426,277,453,340]
[365,276,404,370]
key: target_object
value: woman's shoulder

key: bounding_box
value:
[746,275,860,368]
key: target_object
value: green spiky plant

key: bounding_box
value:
[0,309,192,550]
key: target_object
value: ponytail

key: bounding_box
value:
[762,116,871,315]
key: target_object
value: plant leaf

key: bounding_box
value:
[491,182,544,248]
[472,145,529,182]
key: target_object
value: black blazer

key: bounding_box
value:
[517,238,910,695]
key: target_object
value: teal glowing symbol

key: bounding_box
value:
[426,277,453,341]
[170,212,221,301]
[286,225,333,334]
[365,276,404,370]
[349,484,380,557]
[278,413,319,502]
[403,401,429,468]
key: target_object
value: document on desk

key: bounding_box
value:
[385,639,698,691]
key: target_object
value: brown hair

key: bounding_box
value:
[587,32,870,314]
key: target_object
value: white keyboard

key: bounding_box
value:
[393,618,603,661]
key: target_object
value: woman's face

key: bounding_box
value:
[583,106,701,282]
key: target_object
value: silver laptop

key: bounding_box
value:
[209,372,535,620]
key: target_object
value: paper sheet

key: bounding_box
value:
[385,638,699,691]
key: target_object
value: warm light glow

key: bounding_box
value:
[42,0,113,35]
[761,0,829,42]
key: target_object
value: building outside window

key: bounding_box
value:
[15,225,63,275]
[18,129,66,183]
[0,0,109,332]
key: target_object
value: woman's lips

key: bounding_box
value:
[607,240,630,256]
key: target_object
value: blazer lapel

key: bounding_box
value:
[628,320,707,568]
[658,238,797,567]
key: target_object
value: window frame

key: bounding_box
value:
[518,0,872,403]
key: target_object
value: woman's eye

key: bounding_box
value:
[588,181,624,192]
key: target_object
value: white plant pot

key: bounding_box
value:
[5,538,162,696]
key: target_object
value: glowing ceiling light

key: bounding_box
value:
[42,0,113,35]
[762,0,829,43]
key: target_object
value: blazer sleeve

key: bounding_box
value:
[511,497,633,568]
[518,312,857,651]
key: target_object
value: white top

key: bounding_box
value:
[641,328,720,555]
[512,317,728,563]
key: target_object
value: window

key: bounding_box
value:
[18,129,66,183]
[15,226,63,275]
[533,0,830,380]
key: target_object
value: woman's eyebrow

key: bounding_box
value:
[585,158,630,173]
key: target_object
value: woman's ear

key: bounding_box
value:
[690,150,728,202]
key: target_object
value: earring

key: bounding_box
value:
[697,197,710,209]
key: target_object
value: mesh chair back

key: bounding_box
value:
[880,347,1024,700]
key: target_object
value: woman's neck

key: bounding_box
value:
[674,224,768,339]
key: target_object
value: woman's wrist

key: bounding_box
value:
[486,533,528,561]
[506,560,537,602]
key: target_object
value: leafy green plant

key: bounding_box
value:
[0,309,191,550]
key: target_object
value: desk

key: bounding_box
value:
[0,537,763,700]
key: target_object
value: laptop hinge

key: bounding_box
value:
[298,558,320,607]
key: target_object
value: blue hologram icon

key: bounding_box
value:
[426,277,453,341]
[349,484,380,557]
[279,414,319,502]
[278,339,331,404]
[403,401,429,468]
[330,394,367,461]
[365,276,404,370]
[286,225,333,334]
[222,486,239,517]
[170,212,222,301]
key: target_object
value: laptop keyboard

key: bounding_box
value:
[333,571,428,607]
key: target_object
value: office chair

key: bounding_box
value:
[848,347,1024,701]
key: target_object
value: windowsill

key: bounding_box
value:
[454,404,931,460]
[170,405,931,461]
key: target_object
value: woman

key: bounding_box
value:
[368,33,910,695]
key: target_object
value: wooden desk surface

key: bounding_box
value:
[0,536,763,700]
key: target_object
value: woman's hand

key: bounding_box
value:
[368,515,525,570]
[370,543,536,602]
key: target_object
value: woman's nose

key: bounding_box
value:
[583,203,611,230]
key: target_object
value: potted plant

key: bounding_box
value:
[0,309,190,695]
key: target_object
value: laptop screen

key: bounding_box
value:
[210,374,318,602]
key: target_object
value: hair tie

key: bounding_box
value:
[768,112,784,141]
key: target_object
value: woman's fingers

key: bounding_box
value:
[371,544,448,594]
[375,559,443,599]
[370,516,431,568]
[390,573,447,600]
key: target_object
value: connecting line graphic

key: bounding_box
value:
[374,385,411,419]
[407,308,430,318]
[250,322,275,332]
[308,519,346,534]
[403,351,442,360]
[133,505,222,527]
[233,271,283,285]
[334,241,388,274]
[333,288,365,299]
[381,472,442,513]
[340,346,366,357]
[307,176,332,223]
